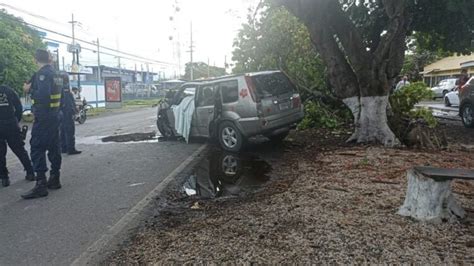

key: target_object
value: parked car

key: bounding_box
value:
[431,78,457,99]
[444,89,460,107]
[157,71,304,151]
[459,77,474,128]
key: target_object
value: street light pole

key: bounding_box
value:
[96,38,101,82]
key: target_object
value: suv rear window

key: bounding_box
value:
[251,72,296,98]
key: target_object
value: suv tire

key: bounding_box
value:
[461,103,474,128]
[218,121,244,152]
[157,110,175,138]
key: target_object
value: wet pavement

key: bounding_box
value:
[0,107,203,265]
[182,149,272,199]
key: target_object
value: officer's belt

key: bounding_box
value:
[32,103,60,111]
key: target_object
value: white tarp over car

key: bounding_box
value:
[171,96,195,143]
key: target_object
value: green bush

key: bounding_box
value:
[390,82,437,128]
[298,100,347,130]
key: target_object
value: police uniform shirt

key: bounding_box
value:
[30,65,62,110]
[0,86,22,122]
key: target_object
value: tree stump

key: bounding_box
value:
[398,169,465,223]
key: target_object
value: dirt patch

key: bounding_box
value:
[102,132,157,143]
[106,122,474,264]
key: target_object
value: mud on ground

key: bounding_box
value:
[106,120,474,264]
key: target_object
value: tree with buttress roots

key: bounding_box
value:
[273,0,474,146]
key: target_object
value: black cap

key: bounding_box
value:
[35,49,50,64]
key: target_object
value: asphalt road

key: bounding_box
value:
[416,100,461,121]
[0,107,202,265]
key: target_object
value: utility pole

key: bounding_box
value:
[188,22,194,80]
[96,38,101,82]
[207,57,210,78]
[69,13,77,64]
[69,13,81,88]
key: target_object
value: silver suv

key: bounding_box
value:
[157,71,304,151]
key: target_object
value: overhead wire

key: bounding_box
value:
[0,4,176,66]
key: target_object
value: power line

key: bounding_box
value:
[42,37,162,67]
[0,5,176,66]
[31,21,175,66]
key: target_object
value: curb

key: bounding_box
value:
[71,144,207,265]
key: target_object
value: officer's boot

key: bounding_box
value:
[21,173,48,199]
[47,172,61,190]
[25,170,35,182]
[1,176,10,187]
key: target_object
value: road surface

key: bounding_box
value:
[416,101,461,121]
[0,107,202,265]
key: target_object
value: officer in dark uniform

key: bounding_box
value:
[22,49,63,199]
[0,85,35,187]
[59,74,81,155]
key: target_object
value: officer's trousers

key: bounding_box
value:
[59,111,76,153]
[30,112,61,175]
[0,120,34,177]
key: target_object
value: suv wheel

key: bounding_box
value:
[219,122,244,152]
[461,103,474,128]
[442,90,449,97]
[157,111,175,138]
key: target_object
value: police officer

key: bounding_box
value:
[59,73,81,155]
[0,85,35,187]
[22,49,62,199]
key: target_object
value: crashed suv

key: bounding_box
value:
[156,71,304,151]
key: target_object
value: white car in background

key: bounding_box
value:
[431,78,457,99]
[444,89,460,107]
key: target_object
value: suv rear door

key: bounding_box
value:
[250,72,299,118]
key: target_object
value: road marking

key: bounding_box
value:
[71,144,207,265]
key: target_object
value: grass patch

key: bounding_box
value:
[87,107,107,117]
[124,98,162,107]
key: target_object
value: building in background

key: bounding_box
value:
[422,54,474,87]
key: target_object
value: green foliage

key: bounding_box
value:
[183,62,226,81]
[0,10,45,94]
[232,3,328,98]
[334,0,474,55]
[390,82,437,128]
[298,101,349,130]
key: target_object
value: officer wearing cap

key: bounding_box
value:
[59,73,81,155]
[22,49,63,199]
[0,85,35,187]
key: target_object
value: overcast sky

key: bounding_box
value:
[0,0,259,77]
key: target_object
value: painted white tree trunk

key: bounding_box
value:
[343,95,400,147]
[398,169,465,223]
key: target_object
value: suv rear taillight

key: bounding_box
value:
[245,76,259,102]
[292,94,301,108]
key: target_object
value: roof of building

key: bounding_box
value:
[423,54,474,74]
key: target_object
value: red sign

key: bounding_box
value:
[104,77,122,102]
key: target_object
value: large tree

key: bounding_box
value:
[232,4,328,98]
[274,0,474,146]
[183,62,226,81]
[0,10,44,94]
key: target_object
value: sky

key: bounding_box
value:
[0,0,259,78]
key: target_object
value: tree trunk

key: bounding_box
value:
[276,0,411,147]
[398,169,465,223]
[344,95,399,146]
